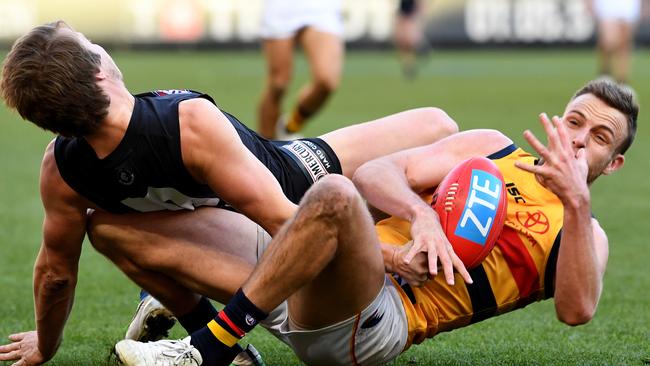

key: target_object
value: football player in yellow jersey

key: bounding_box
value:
[37,78,636,366]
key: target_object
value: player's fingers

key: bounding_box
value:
[539,113,559,148]
[0,342,20,353]
[7,333,25,342]
[435,245,454,285]
[522,130,551,161]
[403,243,422,264]
[513,160,538,174]
[426,245,438,277]
[0,349,20,361]
[451,253,473,284]
[551,115,571,148]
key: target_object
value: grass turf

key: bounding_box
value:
[0,48,649,365]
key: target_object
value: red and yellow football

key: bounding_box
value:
[431,157,507,269]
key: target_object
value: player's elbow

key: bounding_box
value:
[555,302,596,326]
[352,160,387,193]
[419,107,459,139]
[34,264,77,295]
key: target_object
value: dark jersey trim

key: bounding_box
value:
[487,144,518,160]
[544,230,562,299]
[467,265,498,323]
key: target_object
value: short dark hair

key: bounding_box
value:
[573,79,639,155]
[0,21,110,137]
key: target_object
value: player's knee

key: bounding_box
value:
[87,219,111,254]
[305,175,360,218]
[268,76,291,99]
[419,107,459,137]
[86,212,125,255]
[313,73,340,95]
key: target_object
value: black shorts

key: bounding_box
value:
[273,138,342,204]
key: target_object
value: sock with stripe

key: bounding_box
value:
[190,289,268,365]
[285,106,308,133]
[177,296,218,334]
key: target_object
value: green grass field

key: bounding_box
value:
[1,48,649,365]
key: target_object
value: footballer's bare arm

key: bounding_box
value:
[514,114,606,325]
[0,141,89,365]
[353,129,512,284]
[179,98,297,236]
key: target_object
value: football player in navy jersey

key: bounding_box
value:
[0,21,459,365]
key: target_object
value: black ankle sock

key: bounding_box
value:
[190,327,243,366]
[177,297,218,334]
[220,288,268,333]
[189,289,268,365]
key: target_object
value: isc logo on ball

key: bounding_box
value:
[454,169,503,246]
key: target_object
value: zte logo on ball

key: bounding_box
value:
[454,169,502,246]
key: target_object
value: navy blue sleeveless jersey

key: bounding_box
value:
[54,90,342,213]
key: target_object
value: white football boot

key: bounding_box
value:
[275,115,304,140]
[125,295,176,342]
[115,337,202,366]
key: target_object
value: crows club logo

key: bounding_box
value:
[516,210,549,234]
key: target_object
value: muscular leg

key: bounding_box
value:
[87,207,258,315]
[257,38,295,138]
[284,28,344,133]
[243,175,385,328]
[320,107,459,177]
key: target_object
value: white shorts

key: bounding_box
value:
[255,227,409,365]
[260,0,344,39]
[594,0,641,22]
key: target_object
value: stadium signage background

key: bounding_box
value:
[1,0,649,46]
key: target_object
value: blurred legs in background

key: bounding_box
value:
[257,0,344,139]
[592,0,641,84]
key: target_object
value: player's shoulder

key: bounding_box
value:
[41,139,58,175]
[178,96,225,126]
[40,139,83,203]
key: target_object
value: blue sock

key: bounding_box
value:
[139,289,149,301]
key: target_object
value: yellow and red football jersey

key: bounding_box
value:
[376,145,565,348]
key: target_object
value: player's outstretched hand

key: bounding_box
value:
[406,205,472,286]
[0,331,45,366]
[515,113,590,204]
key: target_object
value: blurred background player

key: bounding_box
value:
[591,0,642,83]
[394,0,427,79]
[257,0,344,139]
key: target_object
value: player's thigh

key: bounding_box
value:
[320,107,457,176]
[262,38,295,87]
[88,207,260,266]
[88,208,260,300]
[598,20,621,47]
[287,176,385,328]
[299,28,344,88]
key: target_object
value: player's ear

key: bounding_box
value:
[603,154,625,176]
[95,71,107,81]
